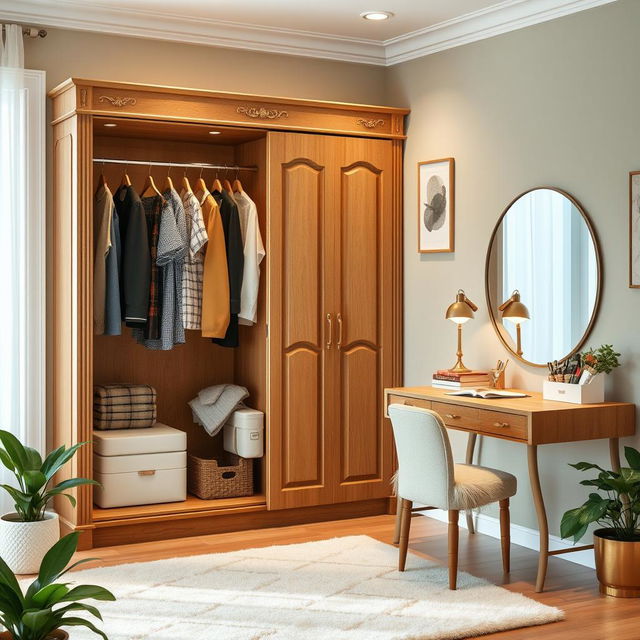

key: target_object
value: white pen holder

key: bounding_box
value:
[542,373,605,404]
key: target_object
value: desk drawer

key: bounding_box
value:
[432,402,479,429]
[477,409,527,440]
[386,395,432,417]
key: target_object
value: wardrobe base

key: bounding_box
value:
[78,498,392,548]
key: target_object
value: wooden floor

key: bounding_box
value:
[65,513,640,640]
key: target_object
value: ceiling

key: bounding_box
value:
[0,0,617,66]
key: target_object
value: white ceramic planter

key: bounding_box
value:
[0,511,60,574]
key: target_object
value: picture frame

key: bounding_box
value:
[630,171,640,288]
[417,158,455,253]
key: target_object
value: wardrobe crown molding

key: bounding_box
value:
[2,0,618,67]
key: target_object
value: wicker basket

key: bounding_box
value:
[188,453,253,500]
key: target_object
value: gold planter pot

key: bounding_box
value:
[594,528,640,598]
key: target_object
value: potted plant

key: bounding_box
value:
[561,445,640,597]
[0,431,98,574]
[0,532,114,639]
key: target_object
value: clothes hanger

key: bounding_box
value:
[163,163,174,193]
[222,165,234,195]
[211,166,223,193]
[119,162,131,188]
[181,166,192,195]
[232,166,243,194]
[195,167,208,199]
[97,162,107,191]
[141,162,162,198]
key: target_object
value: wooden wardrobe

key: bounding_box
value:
[49,78,408,548]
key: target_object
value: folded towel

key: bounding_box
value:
[189,384,249,437]
[94,384,157,430]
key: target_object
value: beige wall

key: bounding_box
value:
[387,0,640,534]
[24,28,387,103]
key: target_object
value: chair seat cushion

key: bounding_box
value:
[451,463,517,510]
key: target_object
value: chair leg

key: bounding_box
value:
[448,510,459,590]
[393,495,402,545]
[499,498,511,573]
[398,498,413,571]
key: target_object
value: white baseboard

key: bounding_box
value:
[419,508,595,569]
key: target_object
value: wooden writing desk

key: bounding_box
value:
[384,386,636,592]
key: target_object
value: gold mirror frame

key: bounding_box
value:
[484,186,603,368]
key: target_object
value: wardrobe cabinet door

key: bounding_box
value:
[333,138,395,503]
[267,132,340,510]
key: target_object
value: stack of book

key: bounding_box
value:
[432,370,490,389]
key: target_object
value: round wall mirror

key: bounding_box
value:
[485,187,601,367]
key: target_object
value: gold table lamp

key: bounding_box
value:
[499,289,530,357]
[445,289,478,373]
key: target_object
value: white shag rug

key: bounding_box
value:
[64,535,563,640]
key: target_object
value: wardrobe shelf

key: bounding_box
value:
[92,493,267,525]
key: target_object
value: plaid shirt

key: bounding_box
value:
[140,195,164,340]
[181,191,208,329]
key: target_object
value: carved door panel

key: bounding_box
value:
[267,132,340,509]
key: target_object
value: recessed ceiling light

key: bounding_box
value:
[360,10,393,21]
[209,130,221,135]
[103,123,117,127]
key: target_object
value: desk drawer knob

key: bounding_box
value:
[493,422,510,428]
[444,413,460,420]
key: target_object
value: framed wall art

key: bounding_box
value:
[418,158,455,253]
[630,171,640,287]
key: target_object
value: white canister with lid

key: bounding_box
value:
[223,408,264,458]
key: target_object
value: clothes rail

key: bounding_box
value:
[92,158,258,172]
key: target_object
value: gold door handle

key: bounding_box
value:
[326,313,333,349]
[493,422,510,428]
[138,470,156,476]
[444,413,461,420]
[337,313,343,350]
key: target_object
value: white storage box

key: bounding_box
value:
[542,374,605,404]
[93,424,187,508]
[223,408,264,458]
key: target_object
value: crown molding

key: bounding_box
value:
[384,0,619,65]
[0,0,619,67]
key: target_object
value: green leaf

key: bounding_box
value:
[22,607,54,633]
[625,447,640,471]
[0,553,24,604]
[56,601,103,620]
[59,585,116,603]
[23,470,47,494]
[23,447,43,471]
[560,507,584,539]
[29,583,69,608]
[0,448,15,473]
[40,445,65,478]
[36,533,79,589]
[54,557,100,581]
[42,489,77,509]
[56,615,108,640]
[620,467,640,485]
[41,443,86,481]
[0,582,24,620]
[0,431,28,474]
[52,477,100,492]
[571,523,589,544]
[569,461,607,473]
[578,498,610,525]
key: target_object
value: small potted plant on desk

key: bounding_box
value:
[0,532,115,639]
[561,446,640,597]
[0,431,98,574]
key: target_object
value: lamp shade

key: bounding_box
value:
[445,290,478,324]
[499,290,530,324]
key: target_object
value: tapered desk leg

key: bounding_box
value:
[465,433,477,534]
[610,437,621,472]
[393,495,402,545]
[527,444,548,593]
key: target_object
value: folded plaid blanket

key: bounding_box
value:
[94,384,157,430]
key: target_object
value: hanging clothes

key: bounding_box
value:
[181,190,208,330]
[211,189,244,348]
[133,190,185,350]
[113,185,151,328]
[200,191,230,339]
[93,184,113,335]
[104,200,122,336]
[234,190,265,326]
[139,195,164,340]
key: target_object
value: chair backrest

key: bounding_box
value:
[388,403,455,509]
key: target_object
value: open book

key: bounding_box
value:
[445,388,528,399]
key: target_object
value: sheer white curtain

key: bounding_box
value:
[0,25,46,514]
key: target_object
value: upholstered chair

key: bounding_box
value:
[388,403,517,589]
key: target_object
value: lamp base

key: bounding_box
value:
[449,360,471,374]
